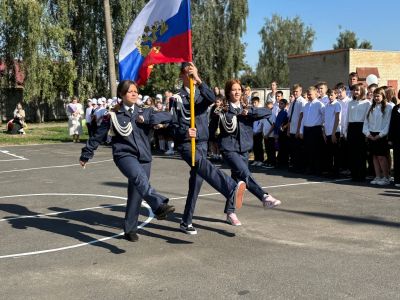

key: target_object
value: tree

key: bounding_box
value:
[256,14,315,87]
[333,30,372,49]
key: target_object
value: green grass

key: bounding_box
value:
[0,122,89,146]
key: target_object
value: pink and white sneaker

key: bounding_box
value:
[226,213,242,226]
[262,194,281,208]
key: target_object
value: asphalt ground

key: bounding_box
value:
[0,143,399,299]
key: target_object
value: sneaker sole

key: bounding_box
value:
[155,206,176,220]
[226,219,242,226]
[179,227,198,235]
[234,181,246,209]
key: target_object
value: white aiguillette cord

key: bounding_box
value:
[216,108,238,133]
[108,111,133,137]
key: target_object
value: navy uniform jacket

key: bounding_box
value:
[80,105,172,163]
[219,104,270,153]
[170,83,215,144]
[389,104,400,145]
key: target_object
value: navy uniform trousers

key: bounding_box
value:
[177,142,237,225]
[223,151,266,201]
[115,155,168,233]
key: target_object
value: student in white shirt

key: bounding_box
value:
[261,99,276,168]
[345,83,371,181]
[335,83,351,173]
[323,89,341,176]
[363,88,393,185]
[317,81,329,105]
[298,86,325,175]
[287,84,306,172]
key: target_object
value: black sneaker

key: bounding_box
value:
[180,222,198,235]
[154,203,175,220]
[124,231,139,242]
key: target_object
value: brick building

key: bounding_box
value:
[288,49,400,91]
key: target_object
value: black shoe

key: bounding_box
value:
[124,231,139,242]
[154,203,175,220]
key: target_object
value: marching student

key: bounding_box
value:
[344,83,371,181]
[323,89,342,177]
[217,79,281,212]
[170,62,246,232]
[363,88,393,185]
[298,86,325,175]
[79,80,175,242]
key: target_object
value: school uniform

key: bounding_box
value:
[287,96,306,171]
[80,104,172,234]
[338,97,351,171]
[252,119,264,163]
[85,106,93,137]
[319,95,329,106]
[170,84,238,226]
[261,113,276,166]
[362,103,392,156]
[274,108,289,168]
[389,104,400,184]
[345,99,371,181]
[300,99,325,174]
[218,103,271,201]
[324,100,342,175]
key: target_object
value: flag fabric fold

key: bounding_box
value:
[119,0,192,85]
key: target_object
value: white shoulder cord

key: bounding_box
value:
[217,110,238,133]
[173,93,191,121]
[108,111,133,137]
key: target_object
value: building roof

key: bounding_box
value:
[0,60,25,87]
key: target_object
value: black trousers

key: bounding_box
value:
[325,132,341,174]
[264,137,276,165]
[289,134,305,171]
[347,122,367,181]
[303,125,324,174]
[393,143,400,184]
[253,132,264,162]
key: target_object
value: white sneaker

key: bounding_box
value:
[370,177,382,185]
[377,177,390,186]
[262,194,281,208]
[165,149,175,155]
[394,183,400,188]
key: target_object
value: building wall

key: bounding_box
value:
[289,49,400,92]
[288,50,350,89]
[349,49,400,89]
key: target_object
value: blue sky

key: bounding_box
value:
[242,0,400,69]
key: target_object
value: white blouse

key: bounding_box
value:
[362,104,393,137]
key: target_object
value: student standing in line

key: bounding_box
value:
[79,80,175,242]
[250,96,265,167]
[297,86,325,175]
[273,99,289,168]
[261,99,276,168]
[316,81,329,105]
[170,63,246,232]
[344,83,371,182]
[363,88,393,185]
[217,79,281,216]
[388,90,400,187]
[323,89,342,177]
[287,84,306,172]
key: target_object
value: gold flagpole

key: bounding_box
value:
[189,76,195,167]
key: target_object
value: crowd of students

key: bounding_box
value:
[245,73,400,187]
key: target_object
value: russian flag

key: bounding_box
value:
[118,0,192,85]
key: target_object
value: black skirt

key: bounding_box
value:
[368,132,388,156]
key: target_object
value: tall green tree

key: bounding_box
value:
[0,0,76,122]
[333,30,373,49]
[256,14,315,87]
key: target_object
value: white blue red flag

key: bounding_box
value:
[118,0,192,85]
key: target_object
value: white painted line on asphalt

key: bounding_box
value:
[0,193,153,259]
[0,159,113,174]
[0,150,28,161]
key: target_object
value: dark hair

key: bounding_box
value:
[276,90,284,97]
[351,83,366,100]
[251,96,260,102]
[224,79,242,101]
[117,80,138,98]
[367,87,387,119]
[279,99,288,105]
[368,83,378,89]
[349,72,358,79]
[316,81,328,88]
[327,89,337,95]
[334,82,346,91]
